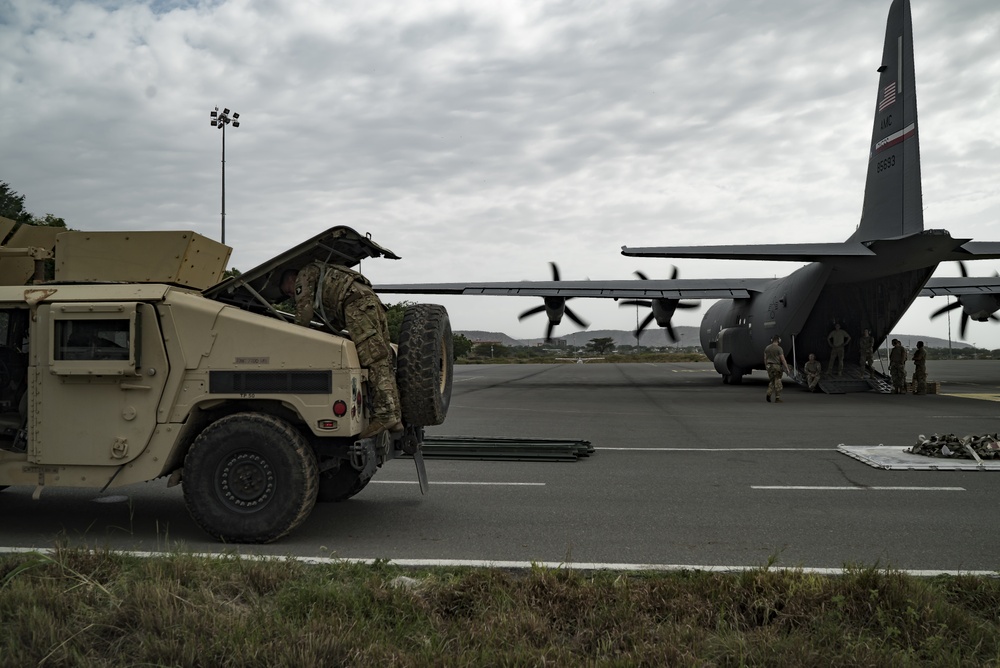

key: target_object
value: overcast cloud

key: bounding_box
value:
[1,0,998,345]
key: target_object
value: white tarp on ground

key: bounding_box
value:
[837,444,1000,471]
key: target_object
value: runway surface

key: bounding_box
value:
[2,360,999,572]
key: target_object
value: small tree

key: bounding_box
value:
[453,333,473,359]
[384,301,416,343]
[587,337,615,354]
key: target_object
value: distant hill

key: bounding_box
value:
[455,328,971,350]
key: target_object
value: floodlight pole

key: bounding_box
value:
[210,106,241,245]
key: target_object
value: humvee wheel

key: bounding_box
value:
[182,412,319,543]
[316,463,371,503]
[397,304,453,426]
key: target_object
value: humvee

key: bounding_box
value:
[0,222,453,543]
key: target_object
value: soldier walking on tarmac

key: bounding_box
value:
[826,323,851,376]
[858,328,874,378]
[889,338,908,394]
[764,335,791,403]
[912,340,928,395]
[281,263,403,438]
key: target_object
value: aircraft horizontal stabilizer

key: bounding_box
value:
[957,242,1000,259]
[621,242,875,262]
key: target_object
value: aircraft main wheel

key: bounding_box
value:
[397,304,454,426]
[182,412,318,543]
[316,463,372,503]
[722,374,730,385]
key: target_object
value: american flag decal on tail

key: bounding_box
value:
[878,82,897,112]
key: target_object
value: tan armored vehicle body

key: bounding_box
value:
[0,222,453,542]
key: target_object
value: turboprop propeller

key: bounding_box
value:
[930,262,1000,340]
[618,268,700,342]
[518,262,590,342]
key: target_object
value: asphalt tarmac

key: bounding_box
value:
[2,360,999,572]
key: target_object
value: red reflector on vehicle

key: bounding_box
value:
[317,419,337,430]
[333,400,348,417]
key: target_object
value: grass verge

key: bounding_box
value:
[1,549,998,666]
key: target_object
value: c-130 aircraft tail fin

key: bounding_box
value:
[851,0,923,244]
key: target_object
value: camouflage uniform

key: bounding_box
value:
[804,358,822,392]
[912,345,927,394]
[888,342,908,394]
[294,263,401,431]
[764,342,786,402]
[858,333,874,376]
[826,325,851,376]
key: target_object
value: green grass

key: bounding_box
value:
[1,549,998,666]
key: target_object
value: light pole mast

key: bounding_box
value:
[210,106,240,245]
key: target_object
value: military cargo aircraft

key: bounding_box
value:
[375,0,1000,389]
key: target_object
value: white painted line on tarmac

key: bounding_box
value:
[0,547,995,578]
[372,480,545,486]
[752,485,965,491]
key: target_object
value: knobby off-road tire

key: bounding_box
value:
[397,303,453,426]
[182,412,319,543]
[316,463,372,503]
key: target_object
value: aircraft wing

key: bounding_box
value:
[374,277,772,300]
[920,276,1000,297]
[621,242,874,261]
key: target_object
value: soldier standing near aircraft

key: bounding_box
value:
[764,335,791,403]
[912,340,927,395]
[281,264,403,437]
[889,339,908,394]
[804,353,822,392]
[858,328,874,378]
[826,323,851,376]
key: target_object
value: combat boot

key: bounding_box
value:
[360,416,404,439]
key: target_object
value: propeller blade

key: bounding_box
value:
[620,299,652,308]
[959,261,968,278]
[960,313,969,340]
[634,270,649,281]
[635,312,656,339]
[564,306,589,329]
[550,262,561,282]
[670,266,679,280]
[676,301,699,310]
[665,321,678,343]
[545,320,555,342]
[930,301,961,319]
[518,304,546,320]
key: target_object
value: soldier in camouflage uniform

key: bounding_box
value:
[826,323,851,376]
[912,340,927,395]
[803,353,822,392]
[888,338,908,394]
[858,328,874,378]
[281,264,402,438]
[763,335,791,403]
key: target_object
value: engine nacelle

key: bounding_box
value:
[542,297,567,325]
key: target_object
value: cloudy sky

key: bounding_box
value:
[2,0,998,346]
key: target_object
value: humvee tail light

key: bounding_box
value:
[333,400,348,417]
[317,419,337,430]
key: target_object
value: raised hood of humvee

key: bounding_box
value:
[203,225,399,315]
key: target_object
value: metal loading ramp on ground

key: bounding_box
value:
[411,437,595,462]
[837,444,1000,471]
